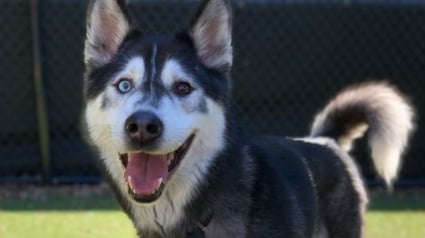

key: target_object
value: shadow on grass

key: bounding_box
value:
[1,187,424,211]
[0,195,121,211]
[368,189,425,211]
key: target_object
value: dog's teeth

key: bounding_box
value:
[167,153,175,166]
[128,176,135,192]
[152,178,163,194]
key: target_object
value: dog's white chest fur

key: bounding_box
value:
[129,188,186,232]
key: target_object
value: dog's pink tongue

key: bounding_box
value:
[124,153,168,195]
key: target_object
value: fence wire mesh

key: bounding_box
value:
[0,0,41,179]
[0,0,424,183]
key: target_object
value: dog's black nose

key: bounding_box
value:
[125,111,163,145]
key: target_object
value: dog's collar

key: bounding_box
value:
[187,227,205,238]
[187,209,214,238]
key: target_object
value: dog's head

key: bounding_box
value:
[84,0,232,203]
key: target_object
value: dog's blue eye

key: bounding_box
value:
[116,79,133,93]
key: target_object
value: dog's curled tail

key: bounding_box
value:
[310,82,415,186]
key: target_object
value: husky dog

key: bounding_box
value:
[83,0,415,237]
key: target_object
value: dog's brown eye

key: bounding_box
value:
[173,82,193,96]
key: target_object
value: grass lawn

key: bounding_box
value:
[0,186,424,238]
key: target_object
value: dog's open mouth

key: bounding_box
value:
[119,134,195,203]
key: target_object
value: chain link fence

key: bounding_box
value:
[0,0,42,181]
[0,0,424,185]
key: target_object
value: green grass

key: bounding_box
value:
[0,193,136,238]
[366,190,425,238]
[0,189,424,237]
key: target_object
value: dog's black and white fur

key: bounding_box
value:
[83,0,415,237]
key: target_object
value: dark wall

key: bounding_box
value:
[0,0,423,184]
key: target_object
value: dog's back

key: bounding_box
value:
[192,81,415,237]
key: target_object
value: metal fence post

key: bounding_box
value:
[30,0,51,183]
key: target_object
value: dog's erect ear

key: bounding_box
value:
[85,0,131,69]
[190,0,233,73]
